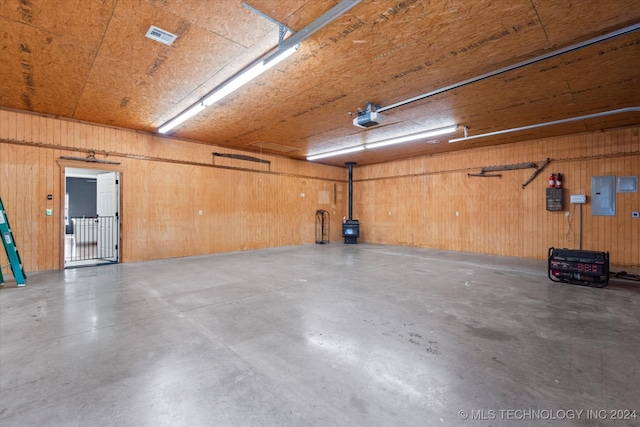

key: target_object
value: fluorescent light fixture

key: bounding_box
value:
[203,44,298,107]
[158,1,361,135]
[306,125,459,161]
[158,103,206,134]
[307,146,365,161]
[366,125,459,149]
[158,44,299,134]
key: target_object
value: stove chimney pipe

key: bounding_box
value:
[346,162,356,220]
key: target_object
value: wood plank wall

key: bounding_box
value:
[354,127,640,267]
[0,109,346,273]
[1,108,638,273]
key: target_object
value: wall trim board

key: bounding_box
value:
[2,137,347,184]
[0,106,300,164]
[352,159,549,183]
[0,107,328,169]
[57,158,126,173]
[355,151,640,183]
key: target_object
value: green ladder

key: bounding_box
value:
[0,197,26,287]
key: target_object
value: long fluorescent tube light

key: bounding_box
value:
[306,125,459,161]
[306,146,365,161]
[366,125,459,149]
[158,103,206,134]
[158,0,360,135]
[203,44,298,107]
[158,45,298,134]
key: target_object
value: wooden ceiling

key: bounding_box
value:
[1,0,639,167]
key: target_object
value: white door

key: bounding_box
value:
[96,172,119,261]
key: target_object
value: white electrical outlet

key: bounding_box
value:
[632,211,640,218]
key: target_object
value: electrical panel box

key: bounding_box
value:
[617,176,638,193]
[546,188,563,211]
[591,176,616,216]
[570,194,587,204]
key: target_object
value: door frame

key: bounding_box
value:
[57,159,125,270]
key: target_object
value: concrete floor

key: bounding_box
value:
[1,244,639,427]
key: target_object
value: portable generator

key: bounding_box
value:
[548,247,610,287]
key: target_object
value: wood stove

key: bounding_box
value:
[342,162,359,244]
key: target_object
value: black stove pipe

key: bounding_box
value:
[346,162,356,220]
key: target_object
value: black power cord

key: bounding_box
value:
[609,271,640,282]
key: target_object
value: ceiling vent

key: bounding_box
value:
[145,25,178,46]
[248,141,299,153]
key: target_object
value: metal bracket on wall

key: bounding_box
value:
[212,152,271,171]
[522,158,551,189]
[467,158,551,189]
[467,173,501,178]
